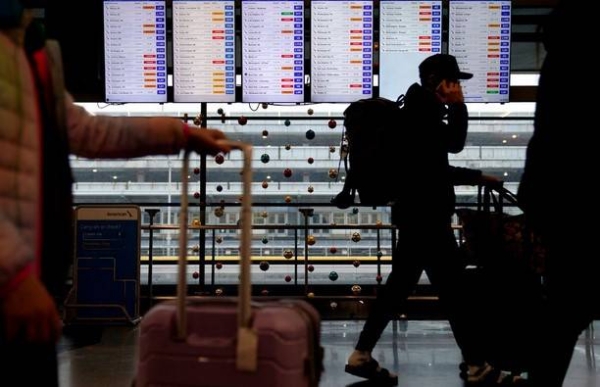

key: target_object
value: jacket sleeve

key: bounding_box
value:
[64,93,187,159]
[444,103,468,154]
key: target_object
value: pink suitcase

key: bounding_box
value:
[135,142,323,387]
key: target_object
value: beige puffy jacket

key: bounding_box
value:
[0,33,187,295]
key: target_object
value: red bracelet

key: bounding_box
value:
[182,122,191,149]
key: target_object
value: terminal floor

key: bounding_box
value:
[58,320,600,387]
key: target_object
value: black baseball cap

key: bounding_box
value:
[419,54,473,81]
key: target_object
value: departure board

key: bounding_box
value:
[241,0,305,103]
[379,0,442,100]
[449,0,511,103]
[311,0,373,103]
[173,0,236,103]
[103,0,167,103]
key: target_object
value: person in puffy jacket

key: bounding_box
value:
[0,2,231,385]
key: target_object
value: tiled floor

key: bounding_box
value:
[57,319,600,387]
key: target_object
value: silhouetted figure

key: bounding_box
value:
[518,2,597,386]
[345,54,499,385]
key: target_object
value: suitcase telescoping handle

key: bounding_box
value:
[177,141,257,371]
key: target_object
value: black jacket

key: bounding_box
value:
[397,82,479,222]
[518,1,592,234]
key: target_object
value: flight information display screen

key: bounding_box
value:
[241,0,305,103]
[311,0,374,103]
[448,0,511,103]
[379,0,442,100]
[103,0,168,103]
[172,0,236,103]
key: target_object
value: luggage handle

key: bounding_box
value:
[177,141,257,372]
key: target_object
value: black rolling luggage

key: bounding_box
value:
[456,185,546,377]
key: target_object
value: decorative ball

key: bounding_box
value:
[307,235,316,245]
[329,146,336,153]
[261,211,268,218]
[261,154,270,163]
[351,284,362,295]
[217,108,224,115]
[262,129,269,137]
[262,180,269,189]
[284,275,292,283]
[329,247,337,254]
[283,250,294,259]
[307,157,314,164]
[353,260,361,268]
[283,168,292,178]
[376,251,383,258]
[192,245,199,253]
[352,207,359,215]
[238,115,248,125]
[216,262,223,270]
[261,289,269,296]
[284,195,292,203]
[215,288,224,296]
[261,103,268,109]
[351,232,361,243]
[262,237,269,244]
[214,207,224,217]
[216,185,223,192]
[215,154,225,164]
[259,261,270,271]
[307,185,314,193]
[307,292,315,298]
[305,129,315,140]
[194,192,200,199]
[330,301,338,310]
[307,108,314,115]
[308,264,315,272]
[328,119,337,129]
[193,167,200,175]
[216,236,223,244]
[193,116,201,126]
[285,144,291,150]
[328,271,339,281]
[192,271,199,279]
[192,219,201,226]
[284,119,291,127]
[328,169,338,179]
[376,274,383,283]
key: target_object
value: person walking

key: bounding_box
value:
[345,54,498,385]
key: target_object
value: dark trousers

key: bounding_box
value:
[0,323,59,387]
[355,218,487,364]
[527,223,598,387]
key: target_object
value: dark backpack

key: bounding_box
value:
[331,95,407,209]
